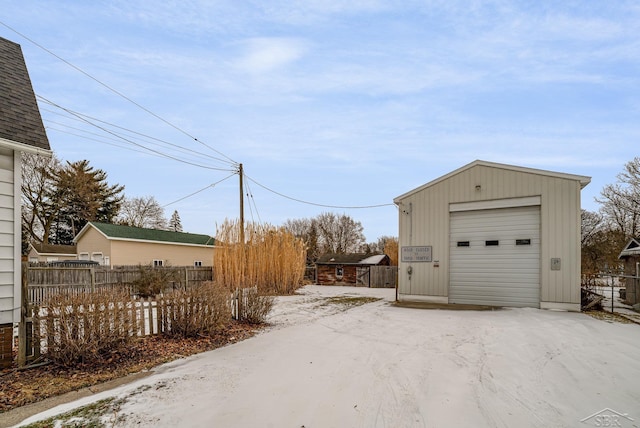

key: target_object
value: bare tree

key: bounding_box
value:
[117,196,167,229]
[596,157,640,241]
[315,212,365,254]
[21,152,63,245]
[283,218,320,262]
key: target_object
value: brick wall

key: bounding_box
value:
[0,323,13,369]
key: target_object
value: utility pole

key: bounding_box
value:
[238,163,244,244]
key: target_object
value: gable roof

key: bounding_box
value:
[394,160,591,202]
[317,253,389,265]
[619,237,640,259]
[30,243,77,255]
[0,37,51,152]
[75,222,215,247]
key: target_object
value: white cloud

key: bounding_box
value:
[233,38,307,73]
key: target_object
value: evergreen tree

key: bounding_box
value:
[52,160,124,243]
[168,210,183,232]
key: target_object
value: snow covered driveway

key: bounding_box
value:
[18,286,640,427]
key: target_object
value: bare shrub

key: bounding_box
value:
[214,219,306,294]
[236,286,274,324]
[35,289,136,367]
[131,264,181,297]
[164,281,231,338]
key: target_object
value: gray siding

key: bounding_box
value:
[395,162,585,307]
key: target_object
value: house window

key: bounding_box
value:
[516,239,531,246]
[79,252,90,260]
[457,241,470,247]
[194,261,203,267]
[485,240,499,246]
[153,260,164,267]
[336,267,344,278]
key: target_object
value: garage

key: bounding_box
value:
[449,205,540,307]
[393,160,590,311]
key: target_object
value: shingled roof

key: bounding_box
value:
[77,222,215,246]
[0,37,50,150]
[316,253,389,265]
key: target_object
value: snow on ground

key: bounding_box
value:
[15,286,640,428]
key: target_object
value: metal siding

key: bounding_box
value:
[450,206,540,307]
[397,164,582,305]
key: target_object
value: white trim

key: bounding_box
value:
[12,151,21,323]
[449,196,541,212]
[398,294,448,304]
[540,302,581,312]
[0,137,52,157]
[394,159,591,202]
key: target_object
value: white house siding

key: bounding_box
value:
[0,149,17,324]
[395,162,586,310]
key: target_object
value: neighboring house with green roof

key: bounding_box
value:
[74,222,215,267]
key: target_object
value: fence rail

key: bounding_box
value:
[27,265,214,305]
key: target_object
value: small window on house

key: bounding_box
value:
[336,267,344,277]
[457,241,470,247]
[516,239,531,246]
[485,240,499,246]
[153,260,164,267]
[194,261,203,267]
[79,252,90,260]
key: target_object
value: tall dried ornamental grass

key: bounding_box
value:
[384,238,399,266]
[34,289,136,367]
[214,219,306,294]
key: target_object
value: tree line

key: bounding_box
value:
[582,157,640,274]
[21,153,182,250]
[21,153,397,263]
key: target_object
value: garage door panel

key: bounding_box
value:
[450,206,540,308]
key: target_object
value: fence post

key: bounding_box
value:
[90,267,96,292]
[17,262,28,367]
[184,267,189,289]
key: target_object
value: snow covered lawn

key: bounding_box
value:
[17,286,640,427]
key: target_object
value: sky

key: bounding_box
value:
[1,1,639,241]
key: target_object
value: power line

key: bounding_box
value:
[244,174,396,209]
[39,103,238,167]
[244,178,262,224]
[163,173,236,207]
[38,95,236,173]
[1,20,238,165]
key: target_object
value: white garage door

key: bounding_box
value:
[449,206,540,308]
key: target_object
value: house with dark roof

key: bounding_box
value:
[619,237,640,306]
[0,37,53,367]
[316,253,391,286]
[28,243,78,263]
[74,222,216,267]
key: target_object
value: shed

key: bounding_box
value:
[0,37,52,367]
[618,237,640,306]
[393,160,590,311]
[74,222,216,267]
[28,243,77,263]
[316,253,390,286]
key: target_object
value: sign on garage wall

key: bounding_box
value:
[401,246,432,262]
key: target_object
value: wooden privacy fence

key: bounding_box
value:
[356,266,397,288]
[27,265,214,305]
